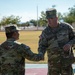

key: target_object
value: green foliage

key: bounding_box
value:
[29,19,37,26]
[39,18,47,26]
[39,11,47,26]
[57,12,63,21]
[40,11,46,21]
[0,15,21,26]
[63,5,75,24]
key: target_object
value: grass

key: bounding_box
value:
[0,31,47,64]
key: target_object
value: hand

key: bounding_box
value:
[33,53,44,61]
[63,44,71,51]
[38,53,44,60]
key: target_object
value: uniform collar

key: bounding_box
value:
[7,38,16,41]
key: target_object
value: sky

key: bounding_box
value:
[0,0,75,22]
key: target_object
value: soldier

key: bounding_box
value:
[0,25,43,75]
[38,8,75,75]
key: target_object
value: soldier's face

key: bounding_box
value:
[12,31,19,40]
[48,17,58,28]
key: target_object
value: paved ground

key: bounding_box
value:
[25,68,47,75]
[25,64,75,75]
[25,68,75,75]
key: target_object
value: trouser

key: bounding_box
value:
[0,69,25,75]
[47,63,74,75]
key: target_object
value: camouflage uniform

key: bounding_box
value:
[0,25,43,75]
[38,8,75,75]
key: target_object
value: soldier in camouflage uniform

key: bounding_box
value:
[38,8,75,75]
[0,25,43,75]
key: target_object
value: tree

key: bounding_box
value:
[0,15,21,26]
[63,5,75,24]
[58,12,63,22]
[29,19,37,26]
[39,11,47,26]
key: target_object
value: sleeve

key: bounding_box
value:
[18,44,43,61]
[68,25,75,45]
[38,31,48,56]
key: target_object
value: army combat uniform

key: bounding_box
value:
[0,38,42,75]
[38,22,75,75]
[0,25,43,75]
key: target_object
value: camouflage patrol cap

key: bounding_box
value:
[5,25,20,33]
[46,8,57,19]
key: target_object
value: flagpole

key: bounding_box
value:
[37,5,38,30]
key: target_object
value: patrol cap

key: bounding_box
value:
[5,25,20,33]
[46,8,57,19]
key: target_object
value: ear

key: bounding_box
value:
[12,32,16,37]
